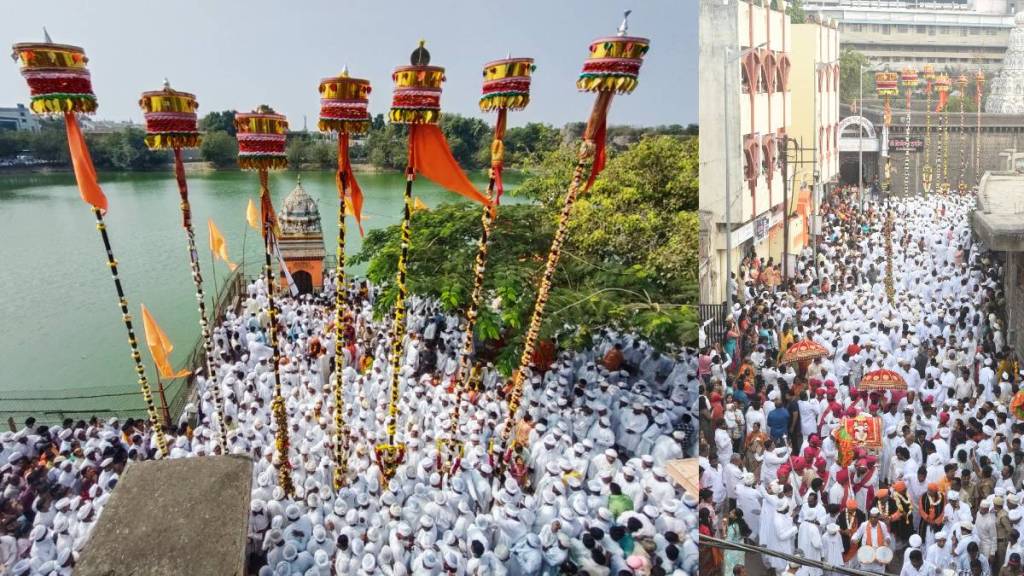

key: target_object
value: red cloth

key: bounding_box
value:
[337,134,365,236]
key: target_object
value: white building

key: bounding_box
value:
[0,104,40,132]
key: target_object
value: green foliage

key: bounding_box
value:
[366,122,408,170]
[787,0,806,23]
[840,49,873,106]
[499,123,563,168]
[439,113,490,170]
[352,135,699,369]
[199,130,238,169]
[88,127,168,170]
[198,110,237,136]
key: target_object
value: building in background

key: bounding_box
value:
[699,0,840,305]
[807,0,1013,71]
[0,104,40,132]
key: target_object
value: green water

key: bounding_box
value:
[0,169,511,419]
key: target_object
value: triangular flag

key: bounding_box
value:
[337,134,365,237]
[413,197,429,212]
[64,112,108,213]
[272,236,300,297]
[140,304,191,379]
[246,197,260,232]
[208,218,238,271]
[409,124,491,206]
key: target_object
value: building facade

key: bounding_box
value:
[807,0,1013,70]
[0,104,39,132]
[974,168,1024,360]
[700,0,840,304]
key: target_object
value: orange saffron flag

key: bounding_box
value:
[140,304,191,379]
[337,134,365,236]
[208,218,237,271]
[409,124,491,206]
[64,112,108,213]
[246,197,260,232]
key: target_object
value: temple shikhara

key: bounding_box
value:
[277,177,326,294]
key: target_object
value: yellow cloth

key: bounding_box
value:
[246,198,260,232]
[140,304,190,379]
[208,218,237,271]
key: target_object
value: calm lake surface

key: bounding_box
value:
[0,169,516,418]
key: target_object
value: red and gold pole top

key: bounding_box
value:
[976,70,986,85]
[956,74,969,88]
[875,71,899,97]
[389,41,445,125]
[934,74,951,93]
[900,67,918,88]
[12,30,96,115]
[480,57,534,112]
[922,64,936,81]
[318,66,372,134]
[235,106,289,171]
[577,10,650,95]
[139,79,201,150]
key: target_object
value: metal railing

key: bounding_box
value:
[0,268,248,428]
[699,303,729,347]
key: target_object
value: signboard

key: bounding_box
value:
[754,214,770,245]
[888,136,924,152]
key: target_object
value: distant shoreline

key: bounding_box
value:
[0,162,496,176]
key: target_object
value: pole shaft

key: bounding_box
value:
[92,208,169,457]
[386,173,414,446]
[333,135,351,488]
[173,148,227,453]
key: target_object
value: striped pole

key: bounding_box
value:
[332,136,352,489]
[93,207,168,458]
[173,148,227,453]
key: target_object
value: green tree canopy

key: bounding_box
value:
[840,49,873,106]
[198,110,238,136]
[199,130,238,169]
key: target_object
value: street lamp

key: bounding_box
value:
[723,40,767,314]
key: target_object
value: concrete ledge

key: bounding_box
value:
[76,455,253,576]
[974,211,1024,252]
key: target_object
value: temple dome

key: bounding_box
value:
[279,176,322,236]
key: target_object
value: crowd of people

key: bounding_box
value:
[0,269,696,575]
[699,187,1022,576]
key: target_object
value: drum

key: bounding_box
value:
[857,545,877,565]
[875,546,894,564]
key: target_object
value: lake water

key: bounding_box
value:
[0,169,512,421]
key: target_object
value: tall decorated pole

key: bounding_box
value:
[139,81,228,454]
[884,207,895,303]
[975,70,985,186]
[235,106,294,495]
[316,68,371,489]
[956,74,968,192]
[900,67,917,196]
[442,56,535,474]
[922,64,935,193]
[379,41,493,483]
[497,13,650,467]
[934,74,951,193]
[875,71,899,194]
[11,37,169,457]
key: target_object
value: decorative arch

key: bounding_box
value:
[778,54,792,92]
[837,115,877,139]
[762,134,777,186]
[764,50,778,94]
[743,134,761,182]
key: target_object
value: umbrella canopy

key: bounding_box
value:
[859,368,907,390]
[780,339,828,365]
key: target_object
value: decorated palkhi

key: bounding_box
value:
[139,80,201,150]
[235,106,289,171]
[480,57,534,112]
[11,35,96,115]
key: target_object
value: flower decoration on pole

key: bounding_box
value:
[378,40,492,485]
[444,56,535,477]
[140,81,228,454]
[12,35,169,457]
[922,64,936,193]
[934,74,951,193]
[235,105,294,496]
[317,67,371,489]
[975,70,985,186]
[497,11,649,471]
[875,71,899,193]
[900,67,917,196]
[956,74,969,192]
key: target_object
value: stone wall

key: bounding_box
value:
[885,127,1024,195]
[1008,251,1024,360]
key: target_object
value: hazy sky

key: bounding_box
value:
[2,1,696,129]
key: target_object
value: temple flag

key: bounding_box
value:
[207,218,238,271]
[140,304,191,379]
[64,112,108,213]
[246,197,260,232]
[337,133,366,236]
[408,124,491,206]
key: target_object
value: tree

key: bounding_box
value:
[199,130,238,168]
[787,0,806,23]
[366,122,407,170]
[286,138,309,167]
[199,110,238,136]
[439,113,490,170]
[840,49,873,106]
[352,134,698,373]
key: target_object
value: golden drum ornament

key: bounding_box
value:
[875,71,900,97]
[235,107,289,170]
[577,35,650,94]
[318,72,371,134]
[480,57,534,112]
[139,82,201,150]
[12,41,96,115]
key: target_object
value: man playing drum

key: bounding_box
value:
[853,508,893,573]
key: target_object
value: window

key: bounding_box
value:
[987,28,996,35]
[873,24,881,33]
[882,25,891,35]
[971,28,980,35]
[917,25,926,34]
[961,27,969,36]
[898,25,909,33]
[930,27,938,36]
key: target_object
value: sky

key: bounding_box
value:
[1,0,697,129]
